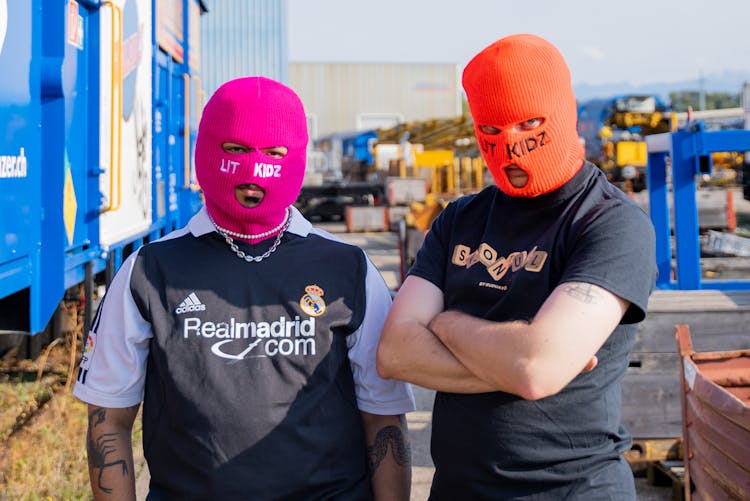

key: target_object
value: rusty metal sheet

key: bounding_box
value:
[676,324,750,501]
[685,424,750,499]
[685,391,750,469]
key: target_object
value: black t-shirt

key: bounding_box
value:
[409,163,656,499]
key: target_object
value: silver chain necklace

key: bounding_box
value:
[208,208,292,263]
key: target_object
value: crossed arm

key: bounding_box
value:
[376,275,628,400]
[86,404,139,500]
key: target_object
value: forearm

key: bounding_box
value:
[361,412,411,501]
[377,318,497,393]
[431,293,614,400]
[86,404,139,501]
[430,311,533,396]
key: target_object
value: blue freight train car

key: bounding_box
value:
[0,0,206,355]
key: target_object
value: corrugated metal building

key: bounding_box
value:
[290,62,463,138]
[200,0,288,97]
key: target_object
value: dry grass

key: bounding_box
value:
[0,376,55,442]
[1,392,91,500]
[0,319,144,500]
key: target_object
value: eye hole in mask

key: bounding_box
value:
[478,117,545,136]
[221,142,288,159]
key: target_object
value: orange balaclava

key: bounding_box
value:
[462,34,584,197]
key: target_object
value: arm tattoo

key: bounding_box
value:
[366,425,411,472]
[563,282,600,304]
[86,408,129,494]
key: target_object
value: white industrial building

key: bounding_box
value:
[290,62,463,138]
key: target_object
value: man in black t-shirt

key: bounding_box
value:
[377,34,656,500]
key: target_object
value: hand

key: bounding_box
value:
[426,310,463,335]
[581,356,598,373]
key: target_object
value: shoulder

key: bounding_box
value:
[450,185,498,211]
[130,229,200,274]
[432,186,499,228]
[288,226,372,285]
[286,206,368,256]
[576,168,653,233]
[304,225,369,259]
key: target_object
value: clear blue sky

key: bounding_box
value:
[287,0,750,87]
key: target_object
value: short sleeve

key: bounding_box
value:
[73,251,152,408]
[561,201,657,324]
[347,252,416,415]
[406,201,457,290]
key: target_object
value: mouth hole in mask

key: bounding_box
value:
[235,184,265,208]
[504,165,529,188]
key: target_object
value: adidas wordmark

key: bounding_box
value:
[176,292,206,314]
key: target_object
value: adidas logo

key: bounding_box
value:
[175,292,206,314]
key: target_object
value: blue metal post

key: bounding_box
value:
[646,133,673,289]
[647,154,671,287]
[670,130,702,289]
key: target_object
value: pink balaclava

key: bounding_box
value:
[195,77,309,240]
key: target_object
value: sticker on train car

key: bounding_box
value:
[0,147,27,178]
[0,0,7,56]
[66,0,83,49]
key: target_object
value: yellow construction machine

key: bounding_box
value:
[375,117,490,279]
[577,95,677,192]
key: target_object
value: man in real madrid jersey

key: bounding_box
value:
[74,76,415,500]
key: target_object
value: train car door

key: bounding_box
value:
[98,0,153,253]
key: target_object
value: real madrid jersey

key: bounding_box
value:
[73,206,414,497]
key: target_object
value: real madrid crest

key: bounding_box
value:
[300,284,326,317]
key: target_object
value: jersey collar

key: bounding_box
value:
[188,206,313,238]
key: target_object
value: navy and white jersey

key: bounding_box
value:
[74,206,415,499]
[409,163,656,500]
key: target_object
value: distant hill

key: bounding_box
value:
[573,70,750,103]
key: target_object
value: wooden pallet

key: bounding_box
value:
[623,290,750,439]
[647,460,686,501]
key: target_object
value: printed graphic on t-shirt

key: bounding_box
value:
[178,285,325,361]
[451,242,548,282]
